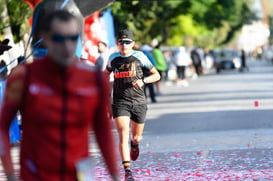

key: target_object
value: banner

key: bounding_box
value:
[24,0,41,9]
[82,10,116,64]
[23,1,116,63]
[100,9,116,48]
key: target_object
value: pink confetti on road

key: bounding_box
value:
[91,148,273,180]
[2,148,273,180]
[254,100,259,107]
[93,168,273,180]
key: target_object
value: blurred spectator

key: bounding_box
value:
[265,45,273,63]
[239,49,249,72]
[0,60,8,81]
[0,40,21,147]
[173,47,192,87]
[203,48,214,71]
[0,39,12,55]
[256,46,263,61]
[95,40,110,71]
[191,48,203,75]
[162,50,174,83]
[152,44,167,95]
[136,43,157,103]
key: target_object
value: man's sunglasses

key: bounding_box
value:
[51,33,79,43]
[118,40,133,45]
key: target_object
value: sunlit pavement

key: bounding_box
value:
[3,144,273,180]
[1,59,273,180]
[86,59,273,180]
[94,149,273,180]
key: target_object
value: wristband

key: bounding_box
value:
[142,77,147,84]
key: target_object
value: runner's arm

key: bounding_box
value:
[143,67,160,84]
[93,73,119,181]
[0,65,26,180]
[138,51,160,84]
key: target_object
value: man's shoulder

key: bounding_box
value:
[131,50,151,64]
[75,60,97,72]
[9,63,27,78]
[132,50,146,58]
[109,52,121,61]
[30,56,50,67]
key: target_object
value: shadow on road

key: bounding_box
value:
[145,109,273,135]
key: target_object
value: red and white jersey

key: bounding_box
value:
[0,56,114,181]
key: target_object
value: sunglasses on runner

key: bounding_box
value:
[118,40,133,45]
[51,33,79,43]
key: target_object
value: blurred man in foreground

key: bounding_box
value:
[0,10,119,181]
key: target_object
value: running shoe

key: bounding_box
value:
[124,170,134,181]
[130,141,139,161]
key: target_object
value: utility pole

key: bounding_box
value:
[261,0,269,26]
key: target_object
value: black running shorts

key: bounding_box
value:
[112,103,147,124]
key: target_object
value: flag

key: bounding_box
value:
[99,9,116,48]
[82,9,116,63]
[24,0,41,10]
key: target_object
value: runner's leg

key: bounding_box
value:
[115,116,135,180]
[130,121,144,161]
[114,116,131,161]
[131,121,144,144]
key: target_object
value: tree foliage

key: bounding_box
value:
[108,0,255,48]
[0,0,256,48]
[0,0,32,42]
[109,0,189,44]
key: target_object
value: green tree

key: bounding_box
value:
[108,0,255,48]
[109,0,190,44]
[0,0,32,42]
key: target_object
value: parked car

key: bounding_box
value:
[214,49,241,73]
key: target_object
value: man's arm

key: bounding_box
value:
[138,51,160,84]
[0,65,26,181]
[93,73,119,181]
[132,67,161,89]
[143,67,160,84]
[95,56,103,70]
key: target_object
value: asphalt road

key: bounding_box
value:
[143,59,273,152]
[1,59,273,181]
[136,59,273,180]
[117,59,273,180]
